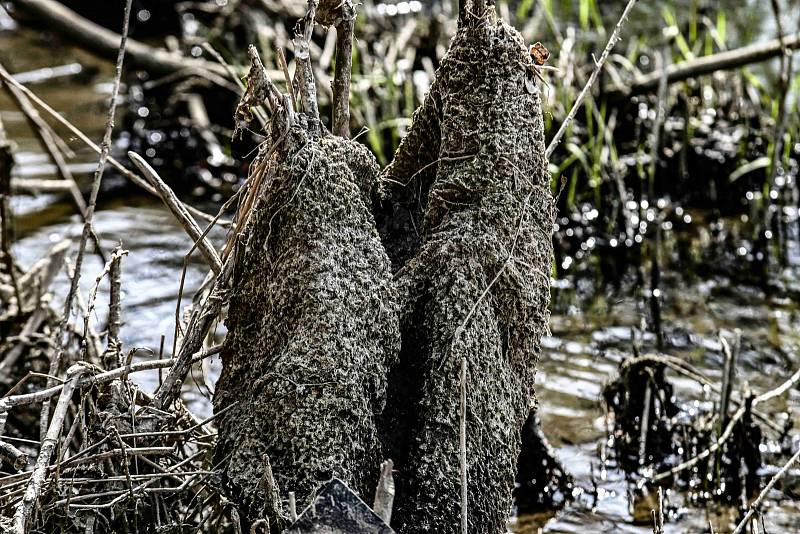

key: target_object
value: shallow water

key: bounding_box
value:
[524,282,800,533]
[2,23,224,413]
[2,6,799,533]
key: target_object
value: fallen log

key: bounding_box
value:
[9,0,227,77]
[607,31,800,99]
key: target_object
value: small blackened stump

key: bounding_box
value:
[213,123,400,527]
[514,409,573,513]
[603,360,680,473]
[380,9,556,534]
[285,478,394,534]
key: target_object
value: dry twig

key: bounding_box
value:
[39,0,133,444]
[128,152,223,274]
[12,365,85,532]
[731,446,800,534]
[546,0,638,158]
[649,364,800,483]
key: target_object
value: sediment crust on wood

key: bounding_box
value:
[214,128,400,526]
[382,12,555,533]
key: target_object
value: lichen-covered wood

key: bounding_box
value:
[213,128,400,527]
[215,5,558,532]
[380,11,555,533]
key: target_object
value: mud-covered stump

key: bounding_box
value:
[213,128,400,526]
[380,11,556,533]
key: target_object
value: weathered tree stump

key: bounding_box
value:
[213,122,400,527]
[378,9,555,532]
[215,3,558,532]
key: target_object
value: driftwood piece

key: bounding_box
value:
[285,478,394,534]
[0,440,27,471]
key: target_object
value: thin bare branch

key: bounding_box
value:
[732,446,800,534]
[0,66,228,227]
[294,1,321,132]
[128,152,223,274]
[13,365,85,532]
[39,0,133,443]
[331,1,355,137]
[546,0,638,159]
